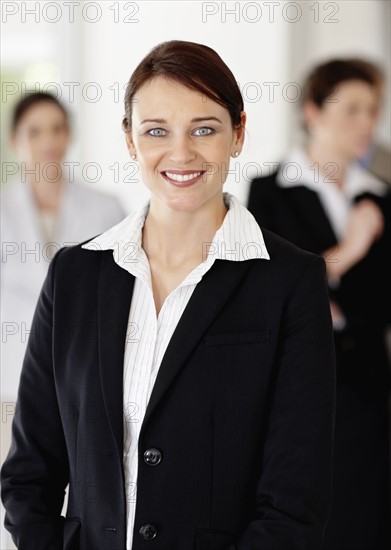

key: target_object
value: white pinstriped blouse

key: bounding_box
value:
[81,190,270,549]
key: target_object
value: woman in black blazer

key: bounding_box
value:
[1,41,336,550]
[248,59,391,550]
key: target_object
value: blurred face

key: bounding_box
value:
[304,80,380,160]
[12,102,70,177]
[125,76,245,212]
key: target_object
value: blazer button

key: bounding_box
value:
[139,523,158,540]
[143,448,162,466]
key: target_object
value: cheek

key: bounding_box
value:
[334,108,362,132]
[138,153,158,175]
[24,138,38,157]
[137,139,163,165]
[14,134,33,160]
[57,132,69,146]
[322,112,351,138]
[206,137,232,164]
[138,154,162,186]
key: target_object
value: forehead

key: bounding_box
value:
[18,102,66,127]
[132,76,228,120]
[332,79,378,104]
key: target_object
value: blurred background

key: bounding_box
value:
[1,1,390,549]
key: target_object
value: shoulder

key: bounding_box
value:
[263,226,323,264]
[72,181,125,209]
[71,182,127,225]
[1,178,24,206]
[50,234,109,284]
[250,226,326,290]
[248,170,283,200]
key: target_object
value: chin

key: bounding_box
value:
[352,144,370,160]
[159,191,205,212]
[339,141,366,161]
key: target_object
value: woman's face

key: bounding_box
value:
[304,79,380,160]
[12,102,70,171]
[126,76,245,212]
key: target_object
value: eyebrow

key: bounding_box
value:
[139,116,223,125]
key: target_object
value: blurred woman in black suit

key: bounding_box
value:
[247,59,391,550]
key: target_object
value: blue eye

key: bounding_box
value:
[148,128,167,137]
[193,127,214,136]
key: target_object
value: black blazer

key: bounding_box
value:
[1,228,336,550]
[247,170,391,389]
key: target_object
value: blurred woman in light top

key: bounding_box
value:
[1,92,126,437]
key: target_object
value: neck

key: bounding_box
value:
[27,173,64,212]
[305,140,350,190]
[142,193,229,269]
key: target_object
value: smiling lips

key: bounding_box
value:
[161,170,206,187]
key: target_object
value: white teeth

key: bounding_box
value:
[164,171,202,182]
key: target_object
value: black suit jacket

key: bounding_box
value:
[247,170,391,389]
[1,229,336,550]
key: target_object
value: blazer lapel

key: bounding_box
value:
[97,251,256,457]
[139,257,255,441]
[98,251,135,459]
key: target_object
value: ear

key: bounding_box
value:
[124,130,136,156]
[233,111,247,151]
[302,100,321,131]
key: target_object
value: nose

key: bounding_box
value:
[168,134,196,165]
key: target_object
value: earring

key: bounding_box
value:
[232,150,239,157]
[132,153,137,160]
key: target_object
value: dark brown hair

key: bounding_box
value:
[122,40,244,132]
[347,58,385,89]
[11,92,69,133]
[301,58,383,108]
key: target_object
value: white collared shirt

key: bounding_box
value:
[276,145,387,241]
[81,190,270,549]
